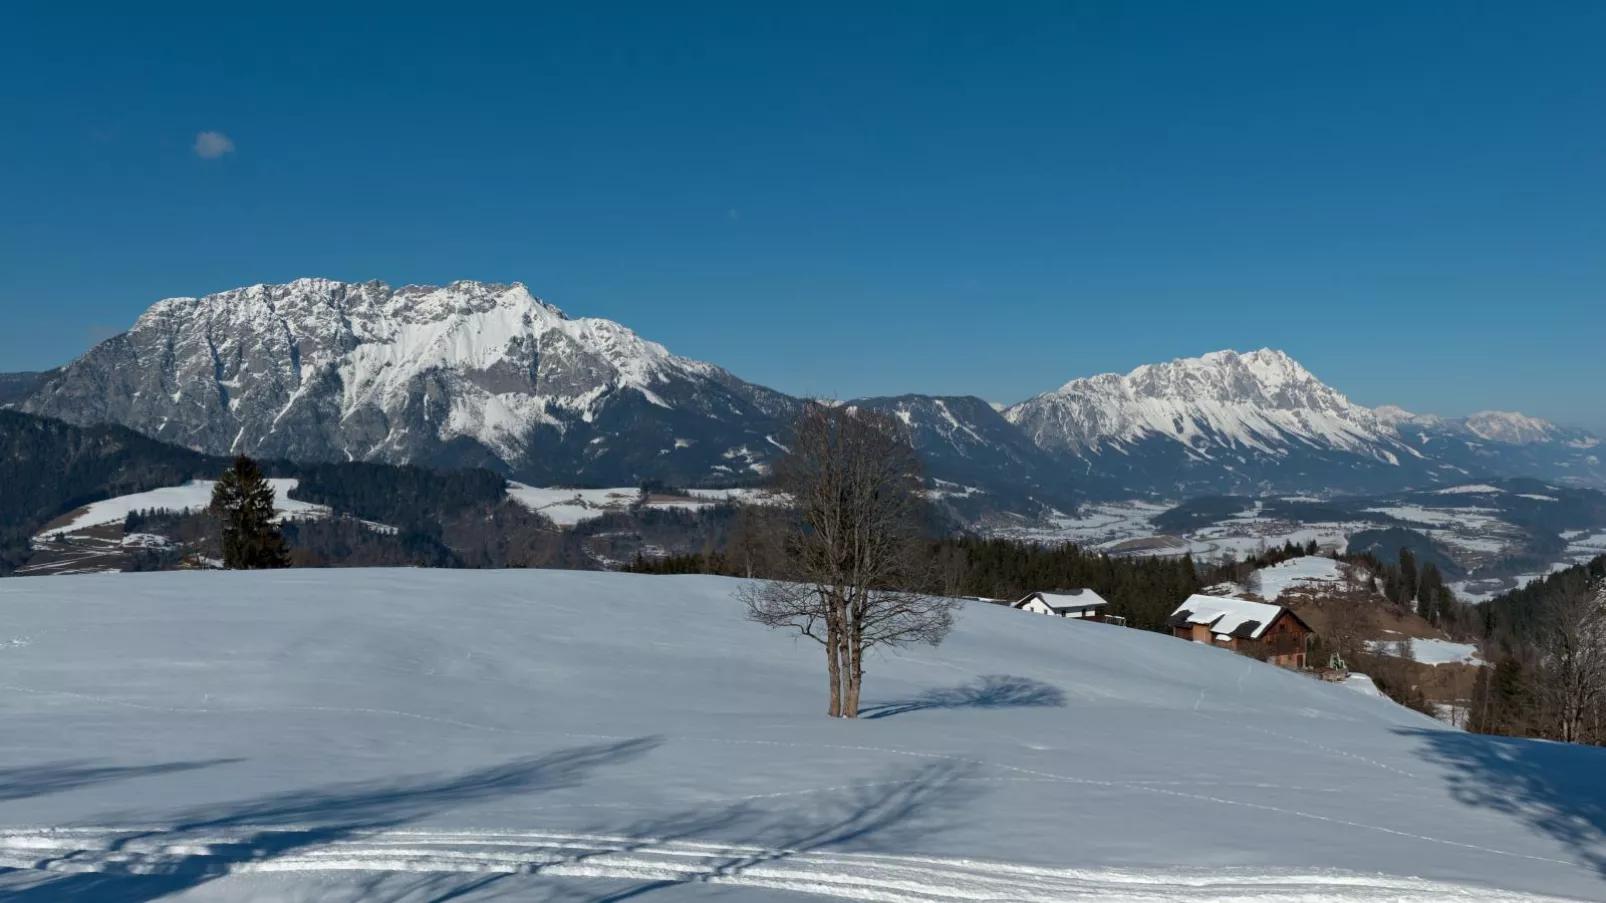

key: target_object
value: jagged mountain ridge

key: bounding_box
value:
[19,279,799,486]
[1002,349,1434,495]
[1377,406,1604,490]
[1002,349,1602,496]
[13,280,1603,503]
[849,394,1095,520]
[1006,349,1402,454]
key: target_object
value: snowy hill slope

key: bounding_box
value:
[33,479,323,539]
[1,570,1603,901]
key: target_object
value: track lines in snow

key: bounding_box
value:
[0,680,1559,872]
[0,828,1576,902]
[1193,710,1420,779]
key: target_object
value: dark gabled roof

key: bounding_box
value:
[1228,619,1264,639]
[1270,607,1316,636]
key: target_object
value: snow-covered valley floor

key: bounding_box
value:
[2,570,1605,901]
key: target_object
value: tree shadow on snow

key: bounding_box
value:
[1397,727,1606,879]
[0,759,244,803]
[0,737,662,903]
[858,674,1067,720]
[307,758,984,903]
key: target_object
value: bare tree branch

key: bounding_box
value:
[738,403,959,718]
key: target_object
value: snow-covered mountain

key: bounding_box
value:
[1003,349,1604,496]
[849,394,1093,520]
[1379,406,1604,490]
[21,279,797,485]
[1003,349,1437,495]
[13,282,1603,505]
[1008,350,1393,457]
[1381,405,1595,447]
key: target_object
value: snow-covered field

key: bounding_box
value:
[1,570,1602,901]
[33,480,325,539]
[1245,556,1347,600]
[988,501,1359,561]
[1369,637,1484,666]
[504,484,643,526]
[988,500,1171,547]
[505,483,762,527]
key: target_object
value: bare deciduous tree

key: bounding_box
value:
[739,404,958,718]
[726,503,783,580]
[1534,578,1606,744]
[1320,577,1378,666]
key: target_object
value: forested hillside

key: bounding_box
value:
[0,411,230,574]
[1470,554,1606,743]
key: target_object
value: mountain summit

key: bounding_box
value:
[21,279,796,485]
[1006,349,1398,459]
[1001,349,1602,495]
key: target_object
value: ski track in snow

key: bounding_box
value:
[0,827,1579,902]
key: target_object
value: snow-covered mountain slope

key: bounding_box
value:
[1003,349,1604,497]
[1004,349,1432,495]
[1,569,1602,901]
[21,279,797,486]
[33,478,321,539]
[849,394,1091,519]
[1382,407,1605,489]
[1008,350,1392,457]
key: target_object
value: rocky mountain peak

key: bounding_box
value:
[21,279,791,484]
[1011,349,1388,458]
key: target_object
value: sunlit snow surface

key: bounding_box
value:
[0,570,1601,901]
[1368,637,1483,666]
[1246,556,1346,600]
[32,479,324,539]
[504,483,768,526]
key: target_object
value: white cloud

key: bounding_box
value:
[193,131,235,159]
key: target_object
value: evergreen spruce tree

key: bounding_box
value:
[1419,562,1444,626]
[1398,548,1419,607]
[209,455,290,569]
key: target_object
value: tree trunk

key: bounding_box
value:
[828,584,841,716]
[843,614,863,718]
[826,628,842,718]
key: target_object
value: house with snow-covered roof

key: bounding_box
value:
[1013,589,1111,622]
[1168,594,1312,669]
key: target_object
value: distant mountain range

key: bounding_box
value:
[9,279,1603,519]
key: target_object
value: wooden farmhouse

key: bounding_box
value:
[1168,594,1313,668]
[1012,589,1110,622]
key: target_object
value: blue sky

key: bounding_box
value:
[2,4,1603,430]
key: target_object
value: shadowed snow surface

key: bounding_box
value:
[0,569,1603,901]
